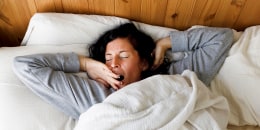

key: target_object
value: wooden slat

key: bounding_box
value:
[234,0,260,30]
[88,0,115,16]
[138,0,168,26]
[188,0,221,27]
[139,0,151,24]
[0,0,37,46]
[164,0,179,28]
[115,0,132,19]
[115,0,141,21]
[53,0,64,12]
[13,0,37,33]
[165,0,197,30]
[34,0,56,12]
[211,0,246,28]
[62,0,89,13]
[150,0,168,26]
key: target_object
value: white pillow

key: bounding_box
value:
[0,44,88,130]
[133,22,177,41]
[210,25,260,126]
[21,13,131,45]
[22,13,242,46]
[21,13,177,46]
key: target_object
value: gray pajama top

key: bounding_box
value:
[13,27,233,119]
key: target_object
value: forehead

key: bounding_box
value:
[106,38,135,52]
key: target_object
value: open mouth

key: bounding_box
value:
[116,75,124,81]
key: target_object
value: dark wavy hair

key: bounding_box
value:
[89,23,156,79]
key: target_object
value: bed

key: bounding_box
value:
[1,0,260,130]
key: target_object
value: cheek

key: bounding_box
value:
[123,60,144,74]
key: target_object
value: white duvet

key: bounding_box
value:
[210,25,260,126]
[74,70,229,130]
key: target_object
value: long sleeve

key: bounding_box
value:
[168,27,233,86]
[13,52,114,119]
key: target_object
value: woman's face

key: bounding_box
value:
[105,37,148,88]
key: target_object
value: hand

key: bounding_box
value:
[152,37,171,70]
[79,56,121,90]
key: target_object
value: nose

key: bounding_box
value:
[111,57,120,68]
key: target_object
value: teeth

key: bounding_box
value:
[116,75,124,81]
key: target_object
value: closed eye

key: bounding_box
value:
[119,52,129,59]
[106,58,112,61]
[105,54,112,61]
[120,56,129,58]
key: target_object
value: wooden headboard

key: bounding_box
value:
[1,0,260,47]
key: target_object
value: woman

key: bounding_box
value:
[86,23,156,90]
[13,23,233,120]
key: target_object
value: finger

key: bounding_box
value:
[110,84,119,90]
[102,66,120,79]
[109,81,120,90]
[153,51,162,65]
[153,58,160,65]
[108,71,120,79]
[108,77,122,90]
[152,58,160,69]
[98,77,121,91]
[152,58,163,70]
[152,64,160,70]
[96,79,109,87]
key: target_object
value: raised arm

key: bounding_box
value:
[154,27,233,86]
[13,52,114,119]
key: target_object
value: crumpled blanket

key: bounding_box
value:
[74,70,229,130]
